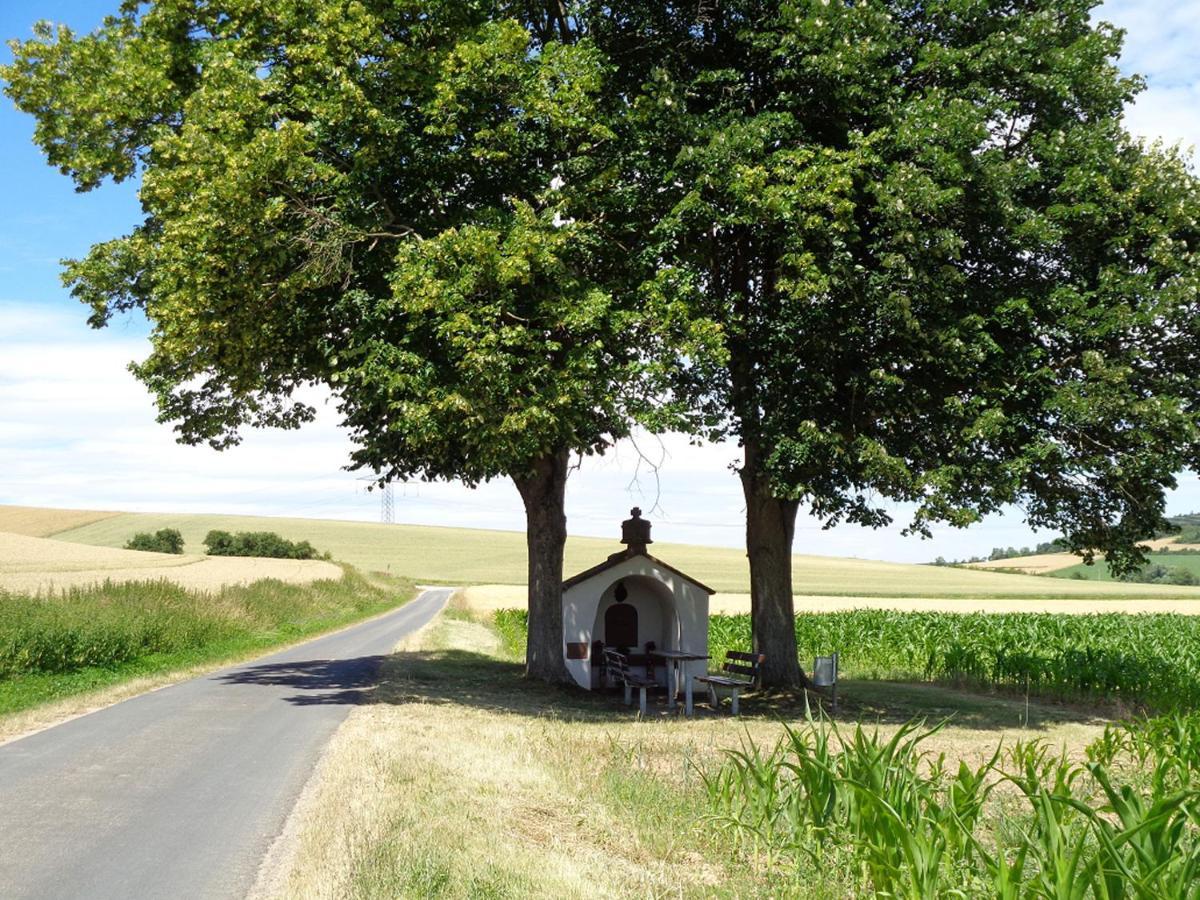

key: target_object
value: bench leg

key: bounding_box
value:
[685,677,694,717]
[624,683,631,706]
[708,683,718,710]
[731,689,740,717]
[638,686,647,716]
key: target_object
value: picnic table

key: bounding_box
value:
[649,648,709,715]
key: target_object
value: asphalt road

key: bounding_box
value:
[0,586,451,900]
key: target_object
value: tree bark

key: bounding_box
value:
[740,441,806,688]
[512,448,572,683]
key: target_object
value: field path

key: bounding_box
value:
[0,587,451,900]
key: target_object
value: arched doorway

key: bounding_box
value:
[604,602,638,650]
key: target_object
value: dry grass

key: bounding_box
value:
[0,505,119,537]
[459,584,1200,616]
[50,508,1200,599]
[0,531,342,594]
[257,611,1110,898]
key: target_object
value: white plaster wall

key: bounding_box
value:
[561,554,711,691]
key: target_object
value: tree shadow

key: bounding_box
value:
[216,655,388,706]
[217,648,1121,730]
[365,648,1119,731]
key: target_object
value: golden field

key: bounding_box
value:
[0,505,119,537]
[0,531,341,594]
[42,507,1200,600]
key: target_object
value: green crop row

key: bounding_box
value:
[708,611,1200,711]
[494,608,1200,711]
[706,713,1200,897]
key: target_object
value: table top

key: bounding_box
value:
[650,649,709,661]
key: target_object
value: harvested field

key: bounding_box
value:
[0,505,118,538]
[0,532,341,594]
[459,584,1200,616]
[967,552,1081,574]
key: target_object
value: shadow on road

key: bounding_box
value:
[216,656,387,706]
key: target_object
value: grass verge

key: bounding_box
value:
[0,567,415,724]
[259,604,1109,898]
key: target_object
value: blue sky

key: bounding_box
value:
[2,1,1199,562]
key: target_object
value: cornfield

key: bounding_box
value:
[705,713,1200,897]
[708,611,1200,711]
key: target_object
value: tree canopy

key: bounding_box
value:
[585,0,1200,682]
[7,1,1200,689]
[2,1,702,681]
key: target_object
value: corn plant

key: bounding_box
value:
[705,715,1200,898]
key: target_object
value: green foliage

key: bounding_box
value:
[605,0,1200,573]
[124,528,184,554]
[0,568,407,682]
[1055,553,1200,582]
[202,529,324,560]
[705,715,1200,896]
[1119,564,1199,586]
[709,611,1200,711]
[0,5,683,485]
[492,608,527,660]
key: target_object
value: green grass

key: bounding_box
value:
[49,508,1200,599]
[0,568,415,717]
[1053,553,1200,582]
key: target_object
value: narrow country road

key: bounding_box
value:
[0,586,451,900]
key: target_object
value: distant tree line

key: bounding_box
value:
[203,531,327,561]
[124,527,327,560]
[931,539,1067,567]
[125,528,185,555]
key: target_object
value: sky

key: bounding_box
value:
[1,1,1198,563]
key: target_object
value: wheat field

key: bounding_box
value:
[40,506,1200,600]
[0,506,119,538]
[0,531,341,594]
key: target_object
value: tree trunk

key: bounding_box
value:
[740,441,806,688]
[512,448,572,683]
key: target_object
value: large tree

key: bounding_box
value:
[590,0,1200,685]
[3,1,688,682]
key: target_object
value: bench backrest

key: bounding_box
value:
[604,648,633,684]
[722,651,765,684]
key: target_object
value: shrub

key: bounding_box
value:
[124,528,185,554]
[202,530,325,560]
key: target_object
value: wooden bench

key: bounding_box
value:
[695,651,764,715]
[604,649,658,715]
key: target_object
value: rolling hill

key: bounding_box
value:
[39,506,1200,600]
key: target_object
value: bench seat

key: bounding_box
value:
[694,652,764,715]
